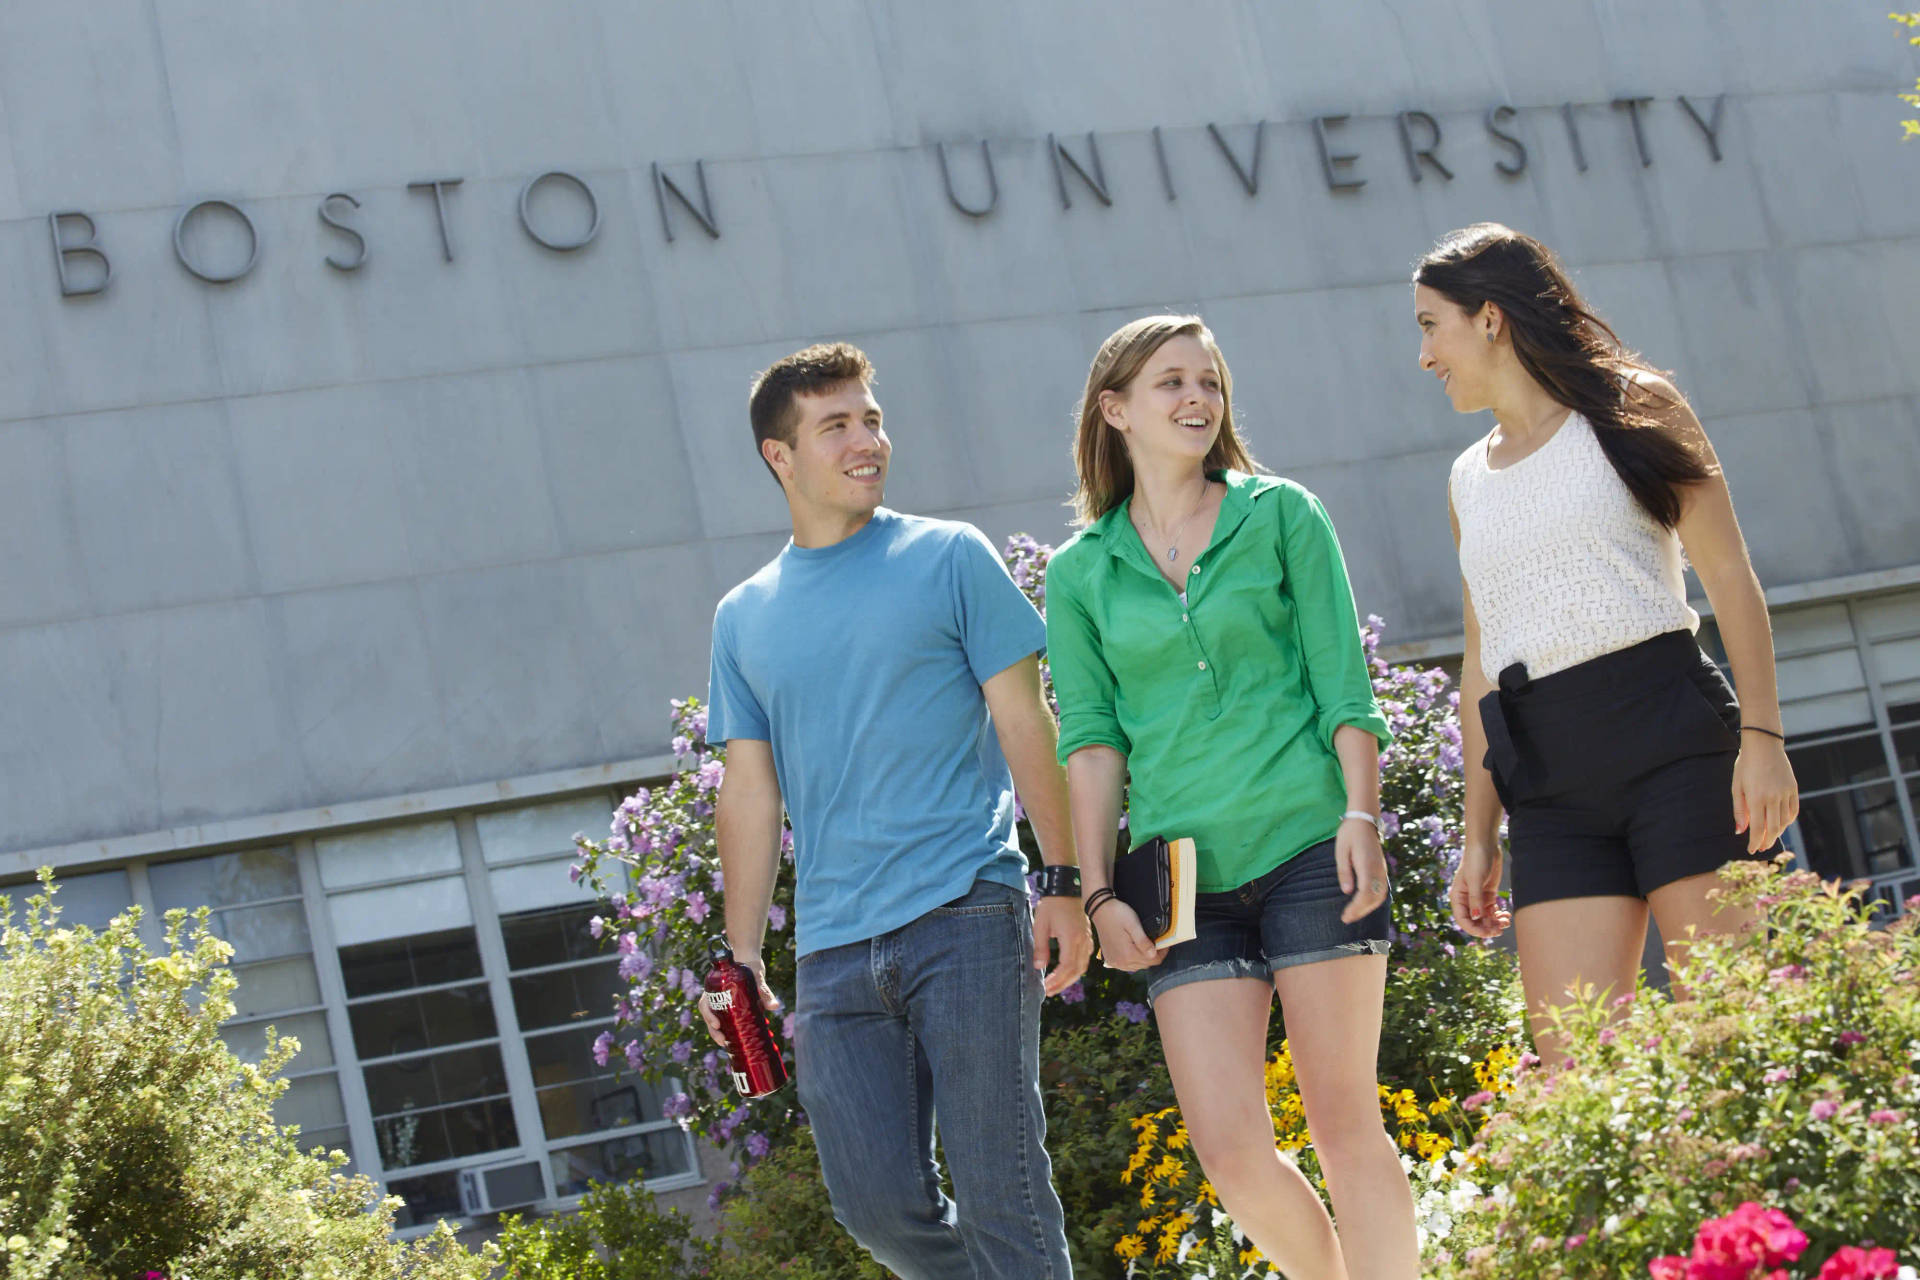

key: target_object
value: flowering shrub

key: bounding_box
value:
[0,873,494,1279]
[571,697,802,1198]
[1455,861,1920,1278]
[1111,1041,1518,1275]
[1647,1202,1907,1280]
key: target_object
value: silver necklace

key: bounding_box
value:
[1136,479,1213,563]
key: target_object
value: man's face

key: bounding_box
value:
[766,381,891,519]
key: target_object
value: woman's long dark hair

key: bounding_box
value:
[1414,223,1713,528]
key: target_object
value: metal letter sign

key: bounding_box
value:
[172,200,259,284]
[518,171,601,251]
[50,212,110,297]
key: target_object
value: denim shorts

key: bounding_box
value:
[1145,838,1391,1006]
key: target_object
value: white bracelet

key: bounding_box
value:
[1341,810,1381,832]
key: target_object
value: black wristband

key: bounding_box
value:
[1083,887,1118,920]
[1035,864,1081,898]
[1741,725,1787,742]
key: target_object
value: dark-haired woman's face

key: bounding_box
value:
[1414,283,1494,413]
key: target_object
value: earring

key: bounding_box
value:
[1485,331,1495,343]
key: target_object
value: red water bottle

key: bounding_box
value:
[702,940,789,1099]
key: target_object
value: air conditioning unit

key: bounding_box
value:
[457,1159,546,1216]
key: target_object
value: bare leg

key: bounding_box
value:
[1646,867,1761,1001]
[1512,895,1648,1067]
[1154,977,1347,1280]
[1276,953,1418,1280]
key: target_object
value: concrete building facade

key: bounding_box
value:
[3,0,1918,1228]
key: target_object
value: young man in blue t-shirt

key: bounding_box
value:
[697,342,1089,1279]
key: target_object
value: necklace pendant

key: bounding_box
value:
[1167,547,1179,563]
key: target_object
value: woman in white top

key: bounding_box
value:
[1412,223,1799,1064]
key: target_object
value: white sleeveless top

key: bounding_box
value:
[1449,413,1698,680]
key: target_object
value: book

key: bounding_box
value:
[1110,835,1198,949]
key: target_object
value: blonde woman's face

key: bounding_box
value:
[1100,334,1224,466]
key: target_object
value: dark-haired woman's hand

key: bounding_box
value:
[1088,898,1165,972]
[1449,843,1510,939]
[1733,736,1799,854]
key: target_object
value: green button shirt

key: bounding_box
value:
[1045,471,1391,892]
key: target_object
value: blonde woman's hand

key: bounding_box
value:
[1732,735,1799,854]
[1336,816,1390,924]
[1087,897,1165,972]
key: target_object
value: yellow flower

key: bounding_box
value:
[1155,1232,1179,1265]
[1166,1124,1190,1151]
[1115,1234,1146,1261]
[1240,1245,1264,1267]
[1196,1180,1219,1207]
[1140,1183,1157,1209]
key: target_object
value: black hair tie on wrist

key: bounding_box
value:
[1741,725,1787,742]
[1083,887,1118,921]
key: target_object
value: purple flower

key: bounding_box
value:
[1115,1000,1150,1024]
[617,931,639,955]
[662,1091,693,1120]
[1764,1067,1792,1084]
[670,1039,693,1064]
[1058,981,1085,1004]
[695,759,725,792]
[1869,1109,1904,1124]
[588,915,606,940]
[767,903,788,930]
[618,950,652,982]
[746,1131,772,1159]
[569,862,585,883]
[1810,1099,1839,1121]
[672,735,693,756]
[781,1013,797,1041]
[686,891,711,924]
[625,1039,645,1071]
[592,1030,615,1067]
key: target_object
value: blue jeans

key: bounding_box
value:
[793,879,1071,1280]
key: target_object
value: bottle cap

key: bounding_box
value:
[709,937,735,965]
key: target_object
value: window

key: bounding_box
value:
[146,847,355,1167]
[477,797,696,1199]
[317,820,518,1226]
[1770,594,1920,913]
[501,902,694,1195]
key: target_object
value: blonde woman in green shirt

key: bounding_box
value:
[1048,316,1418,1280]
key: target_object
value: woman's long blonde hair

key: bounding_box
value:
[1069,315,1258,526]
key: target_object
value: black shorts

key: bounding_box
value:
[1477,631,1778,912]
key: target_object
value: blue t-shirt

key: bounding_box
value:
[707,509,1046,957]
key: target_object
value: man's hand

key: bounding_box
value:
[698,951,784,1048]
[1033,895,1092,996]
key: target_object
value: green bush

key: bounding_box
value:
[705,1128,890,1280]
[1453,860,1920,1278]
[495,1178,713,1279]
[1376,939,1526,1106]
[0,872,494,1280]
[1039,1014,1178,1279]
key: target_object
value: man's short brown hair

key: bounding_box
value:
[748,343,876,483]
